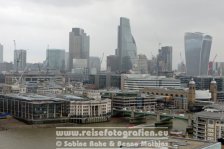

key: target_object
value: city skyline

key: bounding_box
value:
[0,0,224,69]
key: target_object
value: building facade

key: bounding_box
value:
[89,57,101,74]
[0,43,3,63]
[0,94,69,124]
[14,49,27,71]
[64,95,111,123]
[193,108,224,141]
[121,74,180,91]
[157,46,172,73]
[69,28,90,71]
[138,54,148,74]
[117,17,137,72]
[184,32,212,76]
[46,49,65,71]
[101,91,157,111]
[107,55,119,73]
[179,76,224,91]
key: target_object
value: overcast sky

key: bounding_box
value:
[0,0,224,69]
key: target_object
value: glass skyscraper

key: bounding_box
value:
[184,32,212,76]
[46,49,65,71]
[117,17,137,72]
[14,49,27,72]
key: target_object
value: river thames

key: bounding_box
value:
[0,117,188,149]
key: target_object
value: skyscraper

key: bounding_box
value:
[185,32,212,76]
[0,43,3,63]
[138,54,148,74]
[14,49,27,71]
[89,57,101,74]
[46,49,65,71]
[157,46,172,72]
[107,55,119,73]
[117,17,137,72]
[69,28,90,71]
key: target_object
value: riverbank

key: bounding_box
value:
[0,116,77,130]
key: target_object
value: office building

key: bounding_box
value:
[117,17,137,72]
[138,54,148,74]
[185,32,212,76]
[14,49,27,72]
[157,46,172,73]
[101,91,157,111]
[65,52,69,71]
[0,94,69,124]
[89,73,121,89]
[71,59,89,81]
[107,55,119,73]
[69,28,90,71]
[148,57,157,75]
[0,43,3,63]
[0,62,13,73]
[46,49,65,71]
[121,74,180,91]
[208,61,224,76]
[89,57,101,74]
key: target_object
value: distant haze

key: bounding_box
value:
[0,0,224,69]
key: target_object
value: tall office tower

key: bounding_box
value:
[69,28,90,71]
[0,43,3,63]
[117,17,137,72]
[14,49,27,72]
[185,32,212,76]
[46,49,65,71]
[89,57,101,74]
[157,46,172,72]
[138,54,148,74]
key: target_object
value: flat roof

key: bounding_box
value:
[194,111,224,120]
[3,94,65,102]
[168,137,220,149]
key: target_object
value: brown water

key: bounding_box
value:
[0,117,188,149]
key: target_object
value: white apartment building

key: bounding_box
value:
[193,104,224,141]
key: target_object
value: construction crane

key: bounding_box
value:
[208,54,217,75]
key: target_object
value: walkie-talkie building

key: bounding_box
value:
[184,32,212,76]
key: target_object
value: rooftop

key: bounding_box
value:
[194,111,224,120]
[4,94,65,102]
[168,137,220,149]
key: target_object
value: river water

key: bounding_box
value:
[0,117,188,149]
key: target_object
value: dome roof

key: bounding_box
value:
[211,78,217,84]
[189,78,195,85]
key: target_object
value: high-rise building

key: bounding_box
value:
[157,46,172,73]
[0,43,3,63]
[117,17,137,72]
[185,32,212,76]
[46,49,65,71]
[138,54,148,74]
[107,55,119,73]
[89,57,101,74]
[14,49,26,71]
[65,52,69,71]
[69,28,90,71]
